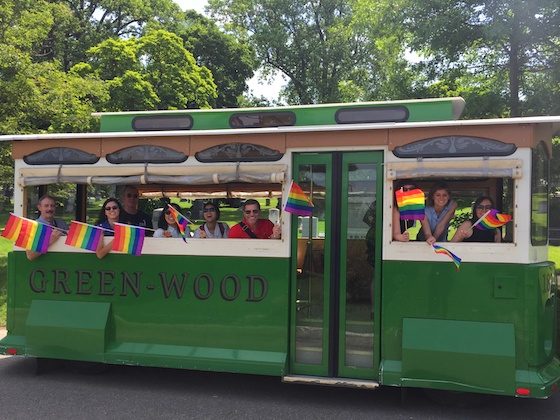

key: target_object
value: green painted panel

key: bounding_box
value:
[381,260,559,396]
[26,300,111,361]
[99,99,461,132]
[402,318,515,394]
[3,251,290,374]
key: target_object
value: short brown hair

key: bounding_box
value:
[242,199,260,210]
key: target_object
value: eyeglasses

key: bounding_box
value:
[105,206,118,211]
[476,204,493,211]
[126,193,139,198]
[165,210,172,215]
[244,209,259,215]
[203,207,216,213]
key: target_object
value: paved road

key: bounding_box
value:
[0,346,559,419]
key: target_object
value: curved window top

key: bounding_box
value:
[195,143,283,162]
[132,115,192,131]
[229,112,296,129]
[24,147,99,165]
[106,145,187,164]
[336,106,408,124]
[393,136,517,158]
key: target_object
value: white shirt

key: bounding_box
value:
[193,223,229,238]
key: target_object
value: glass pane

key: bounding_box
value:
[344,162,376,368]
[295,164,327,364]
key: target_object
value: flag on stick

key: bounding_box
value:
[474,209,512,230]
[15,218,53,253]
[432,244,462,270]
[112,223,145,256]
[395,188,425,220]
[283,181,314,216]
[65,221,103,252]
[1,213,24,242]
[166,204,191,242]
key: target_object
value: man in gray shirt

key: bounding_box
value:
[26,194,67,261]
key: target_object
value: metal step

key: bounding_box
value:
[282,375,379,390]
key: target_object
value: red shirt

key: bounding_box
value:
[229,219,274,239]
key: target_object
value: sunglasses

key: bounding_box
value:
[402,185,416,191]
[203,207,216,213]
[126,193,139,198]
[244,209,259,215]
[476,204,493,210]
[105,205,118,211]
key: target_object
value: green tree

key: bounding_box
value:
[174,11,258,108]
[81,29,217,110]
[208,0,377,104]
[0,1,107,134]
[399,0,560,117]
[39,0,182,70]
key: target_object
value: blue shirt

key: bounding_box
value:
[424,203,452,242]
[97,221,115,236]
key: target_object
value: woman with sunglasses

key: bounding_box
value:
[194,202,229,238]
[229,199,281,239]
[95,197,123,258]
[451,196,501,242]
[154,203,189,238]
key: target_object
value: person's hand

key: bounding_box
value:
[426,235,436,246]
[199,230,207,238]
[395,232,409,242]
[458,227,473,239]
[52,229,63,241]
[163,231,172,238]
[270,224,281,239]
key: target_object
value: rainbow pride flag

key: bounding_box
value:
[112,223,145,256]
[475,209,512,230]
[65,221,103,252]
[167,204,190,242]
[283,181,314,216]
[395,188,425,220]
[432,244,462,270]
[1,213,24,242]
[15,218,53,253]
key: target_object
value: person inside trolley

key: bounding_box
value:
[228,199,281,239]
[26,194,68,261]
[95,197,123,258]
[194,202,229,238]
[417,182,457,244]
[451,196,502,243]
[154,203,189,238]
[120,185,152,234]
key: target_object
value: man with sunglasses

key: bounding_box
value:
[229,199,281,239]
[120,185,152,235]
